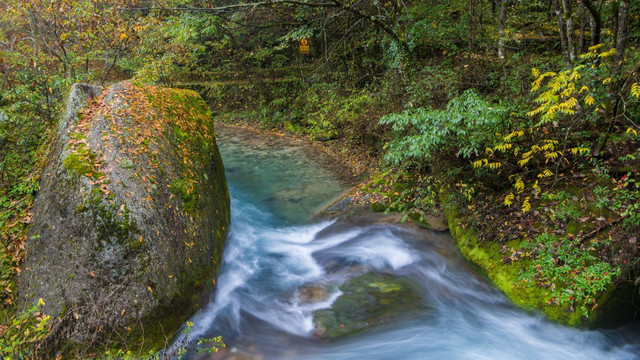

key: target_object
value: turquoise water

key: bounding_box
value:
[173,127,640,360]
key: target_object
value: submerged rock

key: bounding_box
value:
[312,273,427,339]
[298,284,331,303]
[18,82,230,352]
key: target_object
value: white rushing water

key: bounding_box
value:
[171,129,640,360]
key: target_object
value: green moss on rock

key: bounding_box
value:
[18,82,230,355]
[313,273,427,339]
[442,192,636,328]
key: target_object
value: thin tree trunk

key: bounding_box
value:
[562,0,576,61]
[468,0,476,52]
[613,0,629,75]
[498,0,507,59]
[578,3,586,54]
[612,1,619,48]
[552,0,571,65]
[580,0,601,45]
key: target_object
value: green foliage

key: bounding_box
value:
[593,172,640,229]
[364,170,440,220]
[0,298,50,359]
[380,89,506,167]
[134,11,223,85]
[519,233,620,318]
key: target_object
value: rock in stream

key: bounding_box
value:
[18,82,230,353]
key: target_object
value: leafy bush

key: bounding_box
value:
[0,298,50,359]
[519,233,620,318]
[379,89,507,167]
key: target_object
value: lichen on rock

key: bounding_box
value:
[17,81,230,354]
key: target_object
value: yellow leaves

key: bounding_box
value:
[602,77,612,85]
[545,151,561,160]
[504,193,515,206]
[599,48,616,58]
[631,83,640,99]
[494,143,512,152]
[538,169,554,178]
[627,127,638,137]
[531,68,540,78]
[517,156,531,167]
[502,130,524,143]
[584,95,595,106]
[514,178,525,192]
[521,197,531,213]
[569,147,589,156]
[147,286,153,293]
[472,158,501,170]
[579,86,589,94]
[119,33,128,41]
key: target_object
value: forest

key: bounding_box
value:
[1,0,639,358]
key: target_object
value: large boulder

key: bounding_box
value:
[18,81,230,353]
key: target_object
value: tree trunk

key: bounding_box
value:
[552,0,571,65]
[580,0,601,46]
[613,0,629,75]
[468,0,477,52]
[498,0,507,59]
[578,2,586,54]
[562,0,576,62]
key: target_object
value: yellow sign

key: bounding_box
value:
[299,38,310,55]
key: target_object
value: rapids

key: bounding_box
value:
[172,127,640,360]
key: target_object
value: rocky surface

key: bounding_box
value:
[18,81,230,352]
[312,273,427,339]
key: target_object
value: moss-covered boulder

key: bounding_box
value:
[17,82,230,353]
[442,195,638,328]
[312,273,427,339]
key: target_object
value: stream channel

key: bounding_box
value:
[175,125,640,359]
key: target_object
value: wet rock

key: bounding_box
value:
[409,213,448,232]
[298,284,330,303]
[211,347,264,360]
[312,273,427,339]
[18,82,230,352]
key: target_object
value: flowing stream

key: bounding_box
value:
[175,126,640,360]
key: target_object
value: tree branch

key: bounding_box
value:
[119,0,339,14]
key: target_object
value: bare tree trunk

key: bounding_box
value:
[578,2,586,54]
[498,0,507,59]
[562,0,576,61]
[552,0,571,65]
[468,0,477,52]
[322,7,329,65]
[613,0,629,75]
[580,0,601,46]
[612,1,619,47]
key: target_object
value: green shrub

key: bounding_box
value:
[379,89,507,167]
[518,233,620,318]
